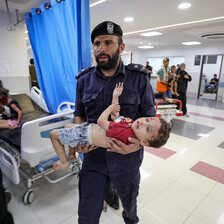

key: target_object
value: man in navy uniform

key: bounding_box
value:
[74,21,156,224]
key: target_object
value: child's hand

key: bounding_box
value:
[109,104,120,113]
[113,82,123,98]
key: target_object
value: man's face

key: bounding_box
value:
[214,75,217,78]
[93,35,125,70]
[132,117,161,146]
[163,60,169,68]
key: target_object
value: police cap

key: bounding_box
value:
[91,21,123,44]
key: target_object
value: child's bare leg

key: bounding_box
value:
[50,129,70,170]
[64,123,77,160]
[174,82,179,96]
[0,120,10,129]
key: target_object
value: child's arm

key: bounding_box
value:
[97,104,120,131]
[111,82,123,120]
[112,82,123,104]
[9,104,23,130]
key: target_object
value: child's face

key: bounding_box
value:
[132,117,161,146]
[171,67,176,73]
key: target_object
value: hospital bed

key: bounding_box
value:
[154,93,183,125]
[0,87,80,204]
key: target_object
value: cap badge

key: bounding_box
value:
[107,22,114,34]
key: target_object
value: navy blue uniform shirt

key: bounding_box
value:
[74,61,156,178]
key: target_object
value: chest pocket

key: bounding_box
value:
[119,92,140,119]
[82,92,101,120]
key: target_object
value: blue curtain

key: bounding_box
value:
[25,0,91,114]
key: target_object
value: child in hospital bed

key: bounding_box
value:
[50,83,171,170]
[0,87,23,130]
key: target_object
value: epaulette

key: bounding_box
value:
[126,63,148,74]
[76,67,95,79]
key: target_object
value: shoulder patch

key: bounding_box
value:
[126,63,148,74]
[76,67,95,79]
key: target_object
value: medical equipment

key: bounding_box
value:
[0,88,80,204]
[155,99,183,125]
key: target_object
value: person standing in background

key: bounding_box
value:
[176,63,192,116]
[145,61,153,80]
[29,58,39,88]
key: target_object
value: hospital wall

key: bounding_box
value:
[131,44,224,102]
[0,11,30,95]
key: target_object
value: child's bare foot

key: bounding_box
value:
[165,98,175,103]
[67,154,76,161]
[176,93,179,96]
[53,161,70,170]
[171,90,175,95]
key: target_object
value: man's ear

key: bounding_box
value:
[119,43,125,54]
[140,141,149,147]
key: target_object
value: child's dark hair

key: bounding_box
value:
[148,118,171,148]
[171,65,176,69]
[0,87,9,97]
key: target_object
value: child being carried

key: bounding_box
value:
[50,83,171,170]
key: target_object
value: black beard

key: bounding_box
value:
[95,48,120,70]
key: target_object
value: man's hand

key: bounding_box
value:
[184,74,189,79]
[76,142,97,154]
[107,137,141,155]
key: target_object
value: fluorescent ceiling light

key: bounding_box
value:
[123,16,224,36]
[178,3,191,9]
[124,17,134,22]
[90,0,107,7]
[140,31,162,37]
[182,41,201,45]
[138,46,154,49]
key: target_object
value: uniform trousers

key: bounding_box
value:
[78,169,140,224]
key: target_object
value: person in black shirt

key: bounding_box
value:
[176,63,192,116]
[205,74,219,93]
[145,61,153,80]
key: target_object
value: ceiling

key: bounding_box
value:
[1,0,224,51]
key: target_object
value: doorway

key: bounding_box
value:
[198,54,223,100]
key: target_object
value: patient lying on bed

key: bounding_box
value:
[0,87,23,130]
[50,83,171,170]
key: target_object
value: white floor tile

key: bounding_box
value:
[141,170,174,194]
[138,184,157,208]
[177,170,217,195]
[160,182,205,213]
[193,197,224,224]
[207,183,224,206]
[142,152,164,171]
[12,206,42,224]
[59,214,78,224]
[140,195,190,224]
[153,160,187,180]
[184,215,207,224]
[32,191,78,224]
